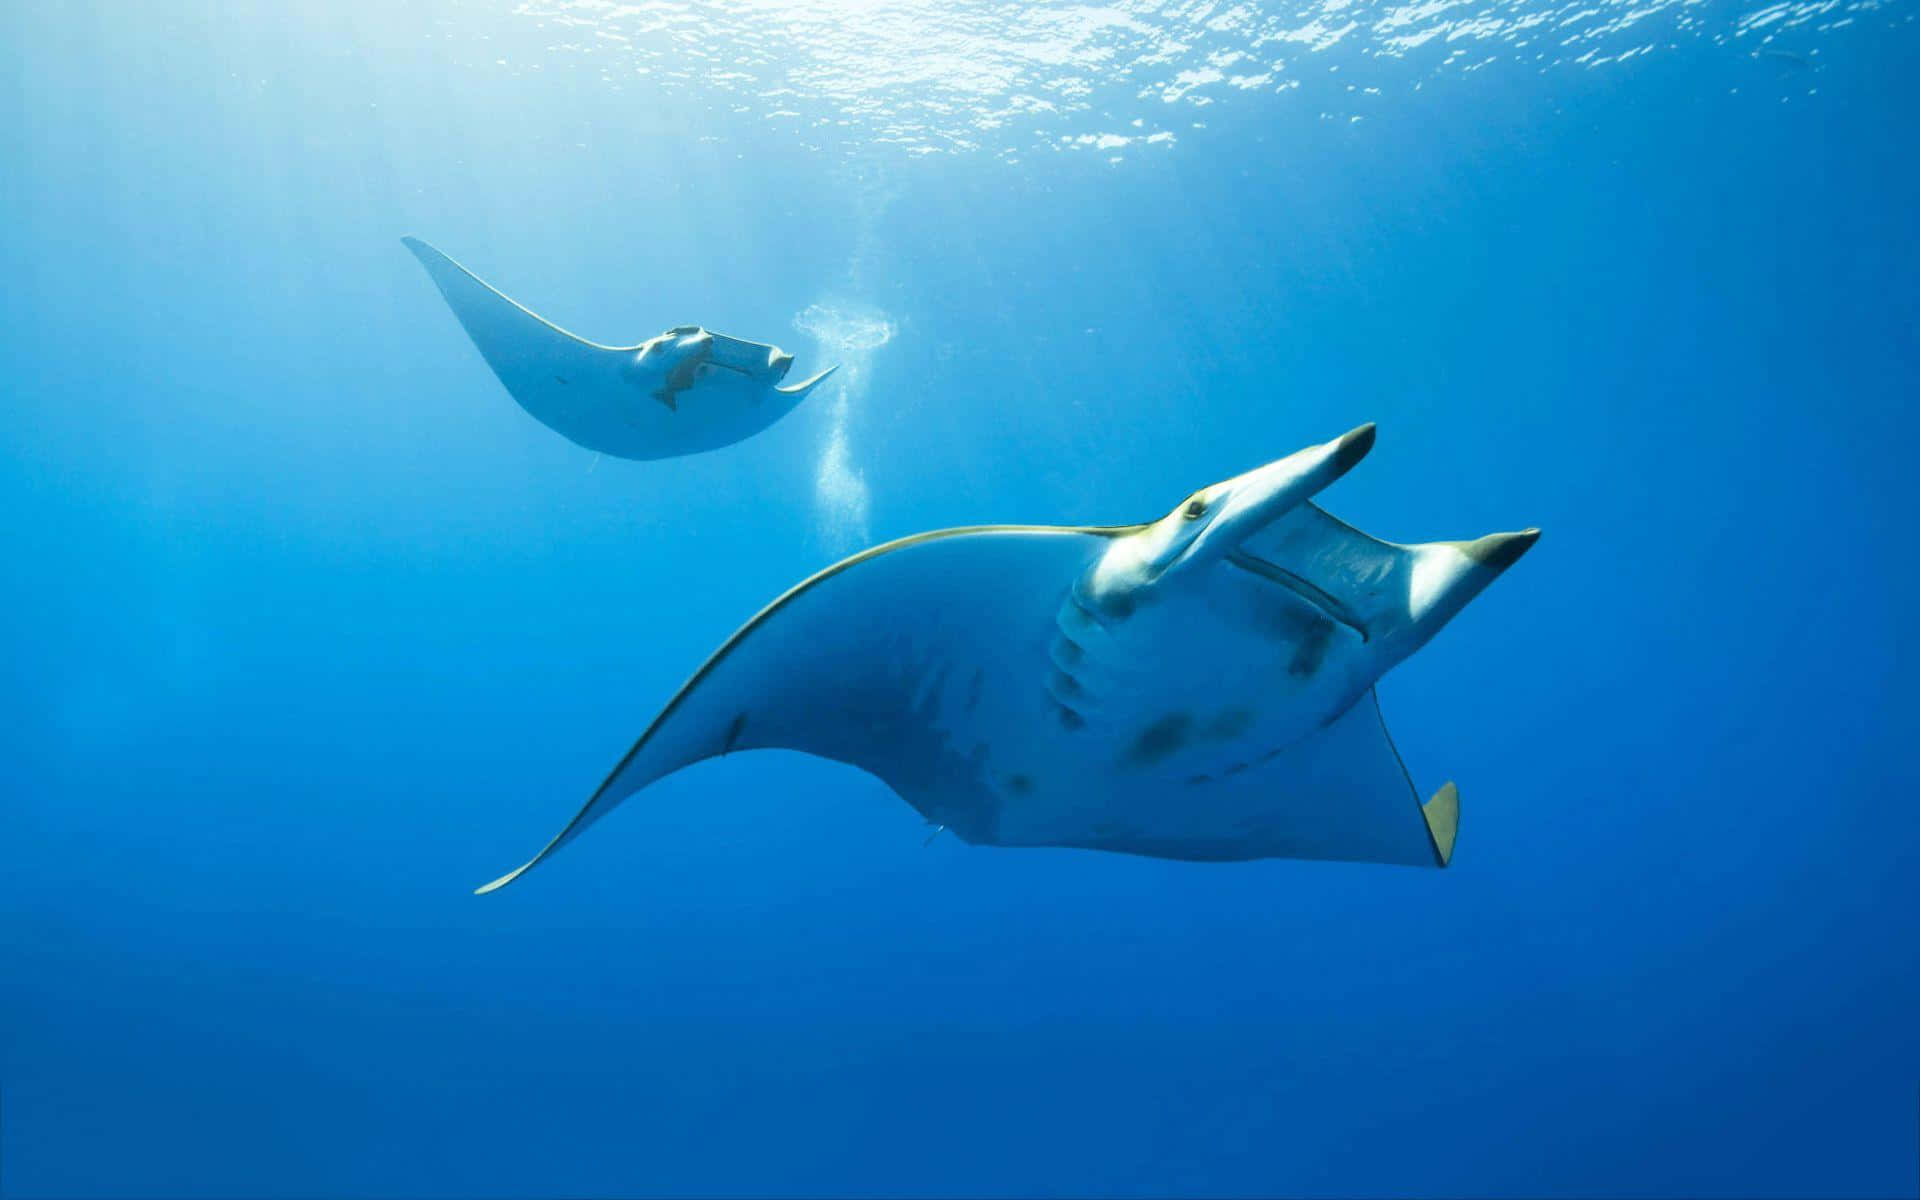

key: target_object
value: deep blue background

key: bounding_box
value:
[3,3,1917,1196]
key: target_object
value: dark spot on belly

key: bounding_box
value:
[965,667,986,713]
[1006,773,1033,795]
[722,713,747,754]
[1055,704,1085,731]
[1222,761,1248,776]
[1287,616,1336,677]
[1186,773,1213,785]
[1252,598,1313,642]
[1126,711,1192,766]
[1053,638,1084,666]
[1049,669,1085,699]
[554,376,570,385]
[1208,706,1255,739]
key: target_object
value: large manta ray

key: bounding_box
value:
[403,237,837,460]
[476,424,1538,893]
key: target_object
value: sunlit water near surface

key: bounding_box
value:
[505,0,1887,157]
[2,0,1917,1196]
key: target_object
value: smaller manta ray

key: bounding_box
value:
[402,236,837,460]
[474,424,1539,894]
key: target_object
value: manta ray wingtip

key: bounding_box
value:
[473,861,534,895]
[399,235,444,269]
[1422,781,1460,867]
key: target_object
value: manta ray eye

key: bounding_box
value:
[1183,497,1208,520]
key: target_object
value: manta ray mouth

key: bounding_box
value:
[1224,549,1369,641]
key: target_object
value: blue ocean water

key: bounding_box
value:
[3,2,1918,1196]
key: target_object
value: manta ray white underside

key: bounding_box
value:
[472,425,1537,893]
[404,236,837,461]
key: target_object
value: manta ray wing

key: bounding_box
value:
[476,525,1122,893]
[402,236,648,452]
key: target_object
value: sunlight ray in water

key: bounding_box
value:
[793,300,896,551]
[505,0,1894,157]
